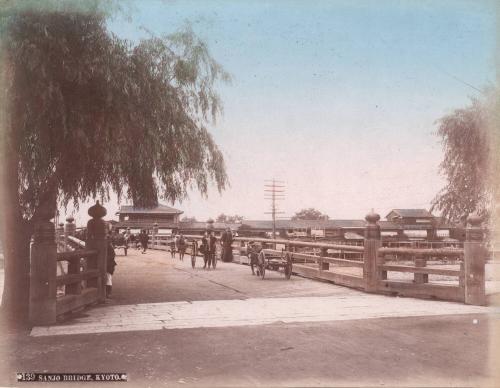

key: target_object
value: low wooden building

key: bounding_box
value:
[114,204,183,234]
[111,205,460,244]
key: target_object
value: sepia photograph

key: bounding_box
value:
[0,0,499,387]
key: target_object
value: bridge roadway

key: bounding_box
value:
[3,248,500,387]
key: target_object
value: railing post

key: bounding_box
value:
[320,247,329,271]
[64,216,76,241]
[63,216,75,252]
[414,256,428,284]
[464,214,486,305]
[56,223,64,251]
[63,216,81,294]
[85,201,108,303]
[152,223,158,249]
[29,220,57,325]
[364,210,381,292]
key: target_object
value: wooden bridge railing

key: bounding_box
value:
[29,202,108,326]
[55,248,102,317]
[364,212,485,305]
[146,212,486,305]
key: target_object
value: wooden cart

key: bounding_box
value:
[253,249,293,280]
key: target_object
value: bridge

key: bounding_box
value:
[28,203,496,326]
[30,246,496,337]
[2,202,498,386]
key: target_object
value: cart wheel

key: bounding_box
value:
[285,252,292,279]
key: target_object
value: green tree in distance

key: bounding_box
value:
[0,7,230,321]
[215,214,244,223]
[291,208,329,221]
[431,89,497,222]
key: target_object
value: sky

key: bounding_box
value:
[68,0,497,226]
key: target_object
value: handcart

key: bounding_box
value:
[250,247,293,280]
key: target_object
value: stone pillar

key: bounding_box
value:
[152,223,158,249]
[364,210,381,292]
[64,216,76,240]
[63,216,80,293]
[86,201,108,303]
[29,220,57,325]
[413,256,428,284]
[464,214,486,305]
[320,247,329,271]
[63,216,75,252]
[56,223,64,250]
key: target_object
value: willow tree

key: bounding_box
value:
[0,10,229,320]
[431,90,496,222]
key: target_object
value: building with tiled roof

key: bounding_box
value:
[111,206,461,243]
[114,204,183,231]
[386,209,434,222]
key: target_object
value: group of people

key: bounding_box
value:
[104,227,235,295]
[110,229,149,254]
[199,231,217,269]
[197,227,234,269]
[170,234,187,261]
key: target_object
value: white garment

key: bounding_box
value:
[106,273,112,286]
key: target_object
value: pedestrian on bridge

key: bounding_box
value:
[106,240,117,298]
[170,238,177,259]
[139,230,149,254]
[207,231,217,269]
[178,234,187,261]
[221,227,234,262]
[201,233,208,269]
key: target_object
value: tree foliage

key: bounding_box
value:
[431,90,496,222]
[1,11,229,217]
[0,7,230,319]
[291,208,329,221]
[215,213,244,223]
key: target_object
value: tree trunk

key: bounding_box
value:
[0,138,33,326]
[0,216,32,325]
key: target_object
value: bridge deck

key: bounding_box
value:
[30,248,498,337]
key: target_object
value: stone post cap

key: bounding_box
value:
[88,200,107,219]
[65,216,75,223]
[58,223,64,227]
[365,210,380,224]
[467,213,483,227]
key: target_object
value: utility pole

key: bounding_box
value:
[264,179,285,240]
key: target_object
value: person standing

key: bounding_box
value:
[201,233,209,269]
[170,237,177,259]
[178,234,187,261]
[106,240,117,298]
[123,229,130,247]
[139,230,149,254]
[221,227,234,262]
[207,231,217,269]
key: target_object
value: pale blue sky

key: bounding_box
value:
[72,0,497,225]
